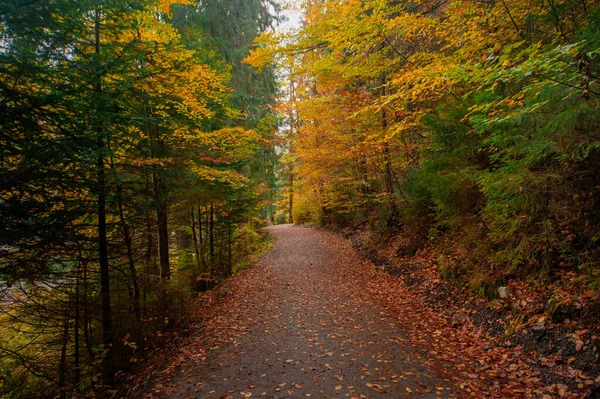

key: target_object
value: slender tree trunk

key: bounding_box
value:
[287,69,297,225]
[97,85,113,387]
[204,206,209,272]
[227,202,232,272]
[288,174,294,224]
[70,224,85,384]
[143,172,153,319]
[153,131,170,280]
[380,73,397,227]
[198,206,206,271]
[382,112,396,198]
[74,262,80,386]
[209,202,215,264]
[82,255,94,362]
[94,6,114,386]
[198,207,203,246]
[147,105,169,279]
[109,156,141,320]
[191,207,200,269]
[382,112,397,227]
[380,76,394,198]
[318,182,326,220]
[145,210,153,270]
[218,229,224,274]
[155,180,170,279]
[119,200,141,319]
[59,312,69,399]
[359,153,370,218]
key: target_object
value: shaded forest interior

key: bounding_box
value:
[1,0,280,397]
[1,0,600,398]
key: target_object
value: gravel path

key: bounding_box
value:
[144,225,453,398]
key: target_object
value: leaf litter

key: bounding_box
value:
[125,225,589,398]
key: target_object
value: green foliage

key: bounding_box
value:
[398,4,600,293]
[231,219,274,274]
[172,0,280,127]
[0,0,280,397]
[402,101,483,231]
[293,199,323,225]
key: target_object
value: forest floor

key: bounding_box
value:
[126,225,597,398]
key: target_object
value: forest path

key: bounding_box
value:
[144,225,453,398]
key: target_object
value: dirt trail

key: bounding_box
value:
[143,225,453,398]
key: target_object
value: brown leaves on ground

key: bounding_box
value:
[124,225,597,398]
[353,230,599,398]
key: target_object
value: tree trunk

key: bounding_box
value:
[109,156,141,320]
[82,254,94,362]
[227,202,232,273]
[59,312,69,399]
[382,111,397,227]
[143,202,153,317]
[198,206,206,271]
[288,173,294,224]
[209,202,215,264]
[153,136,170,280]
[98,150,113,385]
[382,121,394,196]
[380,73,397,227]
[71,224,85,384]
[191,207,201,269]
[94,6,114,386]
[74,261,80,386]
[218,228,224,274]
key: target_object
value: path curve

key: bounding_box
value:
[145,225,453,398]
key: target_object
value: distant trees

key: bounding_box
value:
[248,0,600,291]
[0,0,279,397]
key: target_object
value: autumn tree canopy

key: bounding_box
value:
[1,0,600,396]
[247,0,600,291]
